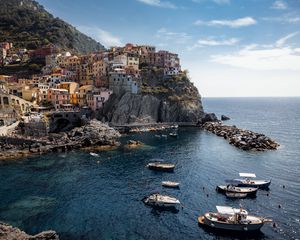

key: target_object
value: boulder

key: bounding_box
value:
[221,115,230,121]
[201,113,219,123]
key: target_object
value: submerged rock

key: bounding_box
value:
[0,222,59,240]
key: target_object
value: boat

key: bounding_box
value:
[143,193,180,208]
[198,206,272,232]
[161,181,180,188]
[155,135,161,138]
[90,152,99,157]
[233,173,271,189]
[147,161,175,172]
[169,132,178,138]
[171,125,179,129]
[216,184,258,197]
[161,134,168,138]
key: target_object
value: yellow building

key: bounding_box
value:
[57,82,79,94]
[78,85,94,106]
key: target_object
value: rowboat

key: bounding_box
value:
[161,181,180,188]
[147,161,175,172]
[233,173,271,189]
[143,193,180,208]
[198,206,272,232]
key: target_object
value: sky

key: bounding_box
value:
[36,0,300,97]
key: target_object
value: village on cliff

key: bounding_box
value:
[0,41,183,136]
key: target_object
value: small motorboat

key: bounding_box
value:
[171,125,179,129]
[198,206,272,232]
[143,193,180,208]
[216,184,258,197]
[147,161,175,172]
[169,132,178,138]
[161,134,168,138]
[233,173,271,189]
[90,152,99,157]
[155,135,161,138]
[161,181,180,188]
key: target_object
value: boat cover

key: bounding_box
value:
[216,206,241,215]
[239,173,256,178]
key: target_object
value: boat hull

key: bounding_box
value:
[147,165,174,172]
[237,181,271,189]
[198,216,264,232]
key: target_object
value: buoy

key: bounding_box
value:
[202,187,205,190]
[206,194,209,197]
[283,185,285,189]
[267,193,269,196]
[278,204,281,208]
[97,161,100,164]
[273,222,277,228]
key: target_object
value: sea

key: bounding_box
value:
[0,97,299,240]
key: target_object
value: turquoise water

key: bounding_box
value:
[0,97,299,239]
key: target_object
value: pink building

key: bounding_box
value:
[87,89,113,111]
[47,88,70,110]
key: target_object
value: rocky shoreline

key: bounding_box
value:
[202,122,279,151]
[0,120,121,161]
[0,222,59,240]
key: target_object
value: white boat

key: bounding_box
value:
[169,132,178,138]
[233,173,271,189]
[198,206,272,232]
[147,161,175,172]
[143,193,180,208]
[90,152,99,157]
[161,134,168,138]
[216,184,258,197]
[161,181,180,188]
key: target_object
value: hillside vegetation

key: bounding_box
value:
[0,0,104,54]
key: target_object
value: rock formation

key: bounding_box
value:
[0,120,121,161]
[98,74,204,124]
[202,122,279,151]
[221,115,230,121]
[0,222,59,240]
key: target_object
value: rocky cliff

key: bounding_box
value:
[98,73,204,124]
[0,0,104,54]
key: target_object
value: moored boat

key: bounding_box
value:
[147,161,175,172]
[90,152,99,157]
[216,184,258,197]
[198,206,271,232]
[161,181,180,188]
[143,193,180,208]
[233,173,271,189]
[169,132,178,138]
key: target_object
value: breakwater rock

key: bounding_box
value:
[202,122,279,151]
[0,222,59,240]
[0,120,121,161]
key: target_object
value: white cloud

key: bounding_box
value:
[137,0,177,9]
[77,26,122,48]
[189,37,239,49]
[194,17,257,28]
[271,0,287,10]
[262,15,300,24]
[276,32,299,47]
[211,34,300,71]
[156,28,192,44]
